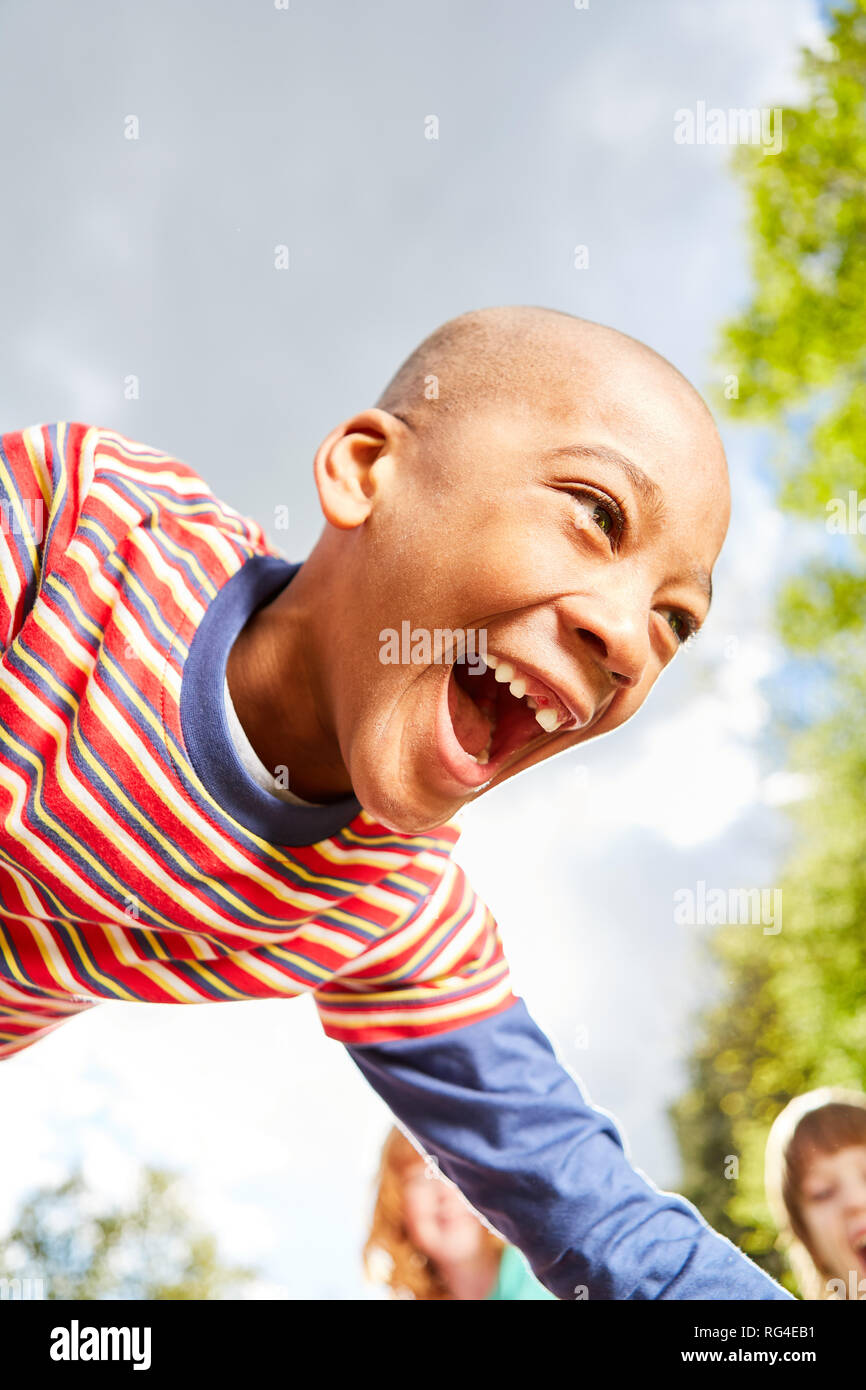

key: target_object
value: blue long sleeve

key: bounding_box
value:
[345,997,793,1301]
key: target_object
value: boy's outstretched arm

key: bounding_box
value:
[342,997,793,1301]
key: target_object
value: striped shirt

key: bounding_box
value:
[0,422,515,1059]
[0,421,794,1303]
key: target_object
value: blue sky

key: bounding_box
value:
[0,0,827,1297]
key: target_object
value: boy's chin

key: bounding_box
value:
[366,797,463,838]
[357,775,467,837]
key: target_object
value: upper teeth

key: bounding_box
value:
[486,654,567,734]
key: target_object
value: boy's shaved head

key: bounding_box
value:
[230,304,731,835]
[376,305,715,447]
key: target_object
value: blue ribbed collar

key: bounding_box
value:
[179,553,362,845]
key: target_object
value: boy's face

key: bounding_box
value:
[798,1145,866,1287]
[319,352,730,834]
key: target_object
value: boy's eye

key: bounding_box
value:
[592,502,616,536]
[667,611,699,646]
[567,488,624,543]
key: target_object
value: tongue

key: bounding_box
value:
[448,673,495,757]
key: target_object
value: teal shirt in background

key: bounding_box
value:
[486,1245,558,1300]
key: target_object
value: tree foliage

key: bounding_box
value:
[672,0,866,1295]
[0,1165,258,1300]
[714,0,866,654]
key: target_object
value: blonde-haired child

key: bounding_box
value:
[765,1087,866,1300]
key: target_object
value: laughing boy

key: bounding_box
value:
[0,306,792,1300]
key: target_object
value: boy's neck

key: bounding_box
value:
[225,570,354,805]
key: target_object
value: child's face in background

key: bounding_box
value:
[401,1160,487,1267]
[798,1145,866,1288]
[320,341,730,833]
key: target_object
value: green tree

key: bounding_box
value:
[672,0,866,1295]
[715,0,866,659]
[0,1165,258,1300]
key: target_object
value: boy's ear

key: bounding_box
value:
[313,409,405,530]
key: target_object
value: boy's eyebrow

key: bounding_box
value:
[544,443,665,510]
[545,442,714,611]
[685,561,713,611]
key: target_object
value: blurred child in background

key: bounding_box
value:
[363,1126,557,1300]
[765,1087,866,1300]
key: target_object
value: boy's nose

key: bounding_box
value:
[576,626,640,689]
[559,594,650,691]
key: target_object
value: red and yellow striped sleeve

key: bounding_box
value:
[313,855,517,1045]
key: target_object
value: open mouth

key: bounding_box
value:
[437,650,582,789]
